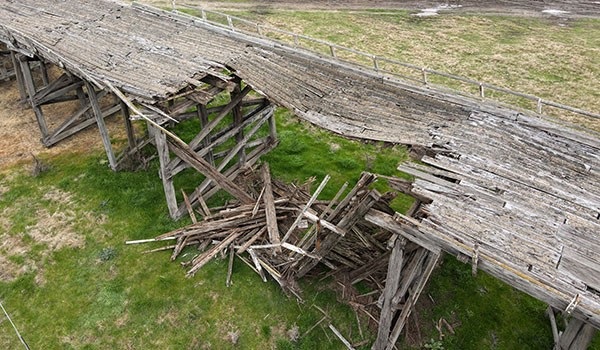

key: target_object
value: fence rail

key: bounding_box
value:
[169,2,599,121]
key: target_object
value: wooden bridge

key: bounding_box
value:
[0,1,598,349]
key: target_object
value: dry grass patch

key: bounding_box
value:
[27,208,83,251]
[246,11,600,130]
[0,186,87,283]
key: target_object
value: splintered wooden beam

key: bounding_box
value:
[150,123,179,218]
[175,108,273,207]
[85,81,117,169]
[282,174,331,243]
[187,230,242,277]
[169,103,272,176]
[385,250,440,350]
[559,318,597,350]
[373,236,406,350]
[168,139,254,205]
[231,80,246,166]
[261,163,281,250]
[19,58,49,138]
[295,173,379,278]
[187,84,251,150]
[9,52,27,100]
[329,324,356,350]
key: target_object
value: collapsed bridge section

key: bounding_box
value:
[0,1,599,349]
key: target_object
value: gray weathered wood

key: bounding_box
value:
[149,123,179,218]
[261,163,281,250]
[373,236,406,350]
[85,81,117,170]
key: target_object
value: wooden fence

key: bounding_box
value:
[165,2,600,121]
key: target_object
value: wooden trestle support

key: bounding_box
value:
[6,51,278,220]
[5,49,596,350]
[145,74,278,220]
[14,53,124,165]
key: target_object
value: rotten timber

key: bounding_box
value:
[1,1,598,347]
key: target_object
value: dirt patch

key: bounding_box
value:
[27,208,83,251]
[0,255,26,281]
[115,312,130,328]
[0,72,125,169]
[0,186,87,283]
[157,308,180,327]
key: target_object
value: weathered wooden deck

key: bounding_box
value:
[0,0,598,347]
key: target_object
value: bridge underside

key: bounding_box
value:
[0,1,599,349]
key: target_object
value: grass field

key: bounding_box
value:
[1,4,599,350]
[212,8,600,130]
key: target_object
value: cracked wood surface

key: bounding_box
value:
[1,0,599,330]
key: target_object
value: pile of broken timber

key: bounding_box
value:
[132,164,440,349]
[138,167,389,297]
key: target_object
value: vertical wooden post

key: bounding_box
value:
[39,61,50,87]
[261,163,281,250]
[85,81,117,170]
[119,99,136,150]
[231,81,246,167]
[76,85,94,120]
[384,251,440,350]
[373,237,406,350]
[267,103,278,142]
[10,52,27,101]
[149,123,178,219]
[19,57,49,139]
[197,104,214,166]
[559,318,597,350]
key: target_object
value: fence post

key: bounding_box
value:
[537,98,543,114]
[329,45,336,58]
[373,56,379,72]
[227,16,234,30]
[201,9,206,21]
[171,0,175,11]
[293,34,299,47]
[421,68,428,85]
[479,83,485,98]
[256,24,263,36]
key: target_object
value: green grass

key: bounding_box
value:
[222,9,600,129]
[411,256,556,350]
[0,110,410,349]
[2,110,596,348]
[2,6,600,349]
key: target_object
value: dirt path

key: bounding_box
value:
[149,1,600,17]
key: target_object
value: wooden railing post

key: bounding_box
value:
[186,5,600,121]
[329,45,336,58]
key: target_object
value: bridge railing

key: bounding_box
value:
[171,3,600,121]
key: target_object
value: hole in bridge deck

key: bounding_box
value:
[586,285,600,298]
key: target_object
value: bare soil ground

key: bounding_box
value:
[0,78,123,168]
